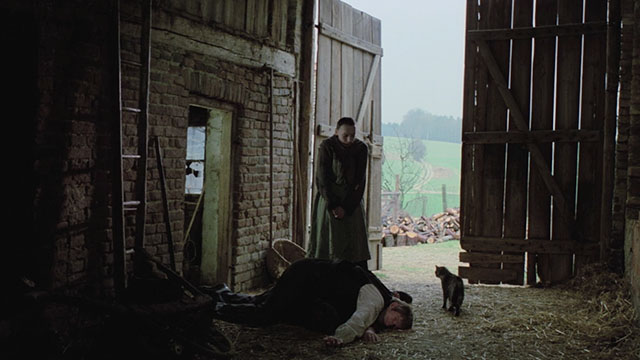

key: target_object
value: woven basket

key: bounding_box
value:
[266,238,306,280]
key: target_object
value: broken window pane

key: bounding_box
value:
[186,126,205,194]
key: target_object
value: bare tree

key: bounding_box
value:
[382,133,432,211]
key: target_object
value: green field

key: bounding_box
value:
[382,137,461,217]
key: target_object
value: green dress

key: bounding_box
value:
[307,135,370,263]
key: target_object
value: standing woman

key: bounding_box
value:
[307,117,370,269]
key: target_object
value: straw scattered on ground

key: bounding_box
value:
[213,242,640,360]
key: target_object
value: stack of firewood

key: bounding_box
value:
[382,208,460,247]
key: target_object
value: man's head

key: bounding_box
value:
[335,117,356,146]
[383,299,413,330]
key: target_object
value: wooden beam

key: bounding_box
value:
[460,236,600,255]
[458,266,518,282]
[467,21,607,40]
[475,39,577,237]
[463,129,600,144]
[459,252,523,264]
[356,54,381,125]
[318,22,383,55]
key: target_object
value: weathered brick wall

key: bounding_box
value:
[30,1,115,295]
[123,5,298,291]
[21,0,300,296]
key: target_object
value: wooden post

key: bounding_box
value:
[442,184,448,211]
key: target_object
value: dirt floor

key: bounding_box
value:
[214,241,640,360]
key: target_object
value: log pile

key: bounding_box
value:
[382,208,460,247]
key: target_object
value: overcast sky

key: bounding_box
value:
[342,1,466,123]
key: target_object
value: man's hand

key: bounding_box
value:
[323,336,343,347]
[362,328,379,343]
[332,206,345,219]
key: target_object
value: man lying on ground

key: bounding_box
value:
[205,258,413,346]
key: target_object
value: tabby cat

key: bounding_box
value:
[435,265,464,316]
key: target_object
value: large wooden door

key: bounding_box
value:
[460,0,611,285]
[311,0,384,269]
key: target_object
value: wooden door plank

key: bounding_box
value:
[459,267,518,283]
[460,252,524,264]
[575,0,606,270]
[245,0,256,34]
[360,12,373,131]
[330,0,342,125]
[352,9,364,132]
[551,0,583,283]
[356,55,380,126]
[341,1,354,117]
[461,0,480,243]
[315,0,332,132]
[502,0,532,286]
[462,129,600,144]
[476,0,511,284]
[528,0,556,286]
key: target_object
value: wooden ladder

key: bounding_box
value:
[112,0,152,296]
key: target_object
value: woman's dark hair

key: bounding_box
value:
[336,117,355,129]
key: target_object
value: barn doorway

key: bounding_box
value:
[184,105,233,286]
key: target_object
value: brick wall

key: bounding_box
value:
[29,1,115,295]
[22,0,301,295]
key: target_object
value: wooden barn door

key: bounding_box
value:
[312,0,384,269]
[459,0,610,285]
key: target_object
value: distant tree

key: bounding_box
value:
[382,132,432,211]
[381,108,462,143]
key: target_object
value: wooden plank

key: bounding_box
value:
[356,55,380,126]
[460,0,479,243]
[462,129,600,144]
[467,21,607,40]
[459,252,524,264]
[551,0,583,283]
[234,0,246,31]
[317,22,383,55]
[458,267,518,283]
[330,0,342,125]
[360,12,373,133]
[352,9,364,131]
[279,0,288,47]
[371,15,381,135]
[528,0,556,286]
[341,1,354,117]
[601,0,621,260]
[223,0,234,28]
[575,0,607,271]
[461,236,600,255]
[254,0,268,37]
[315,0,332,132]
[476,0,511,284]
[502,0,532,286]
[245,0,256,34]
[213,0,225,24]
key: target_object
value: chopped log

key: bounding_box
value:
[396,234,407,246]
[389,224,400,235]
[383,234,395,247]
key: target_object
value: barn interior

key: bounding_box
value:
[1,0,639,359]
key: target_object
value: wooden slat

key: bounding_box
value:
[467,21,607,40]
[550,0,583,283]
[461,236,599,255]
[600,0,621,260]
[575,0,607,271]
[360,12,373,134]
[475,0,511,284]
[462,129,600,144]
[528,0,556,286]
[352,9,364,129]
[355,55,380,125]
[329,0,342,124]
[245,0,256,34]
[458,266,518,283]
[371,16,381,136]
[502,0,532,286]
[317,22,383,55]
[460,0,479,242]
[341,2,354,117]
[459,252,523,264]
[254,0,268,37]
